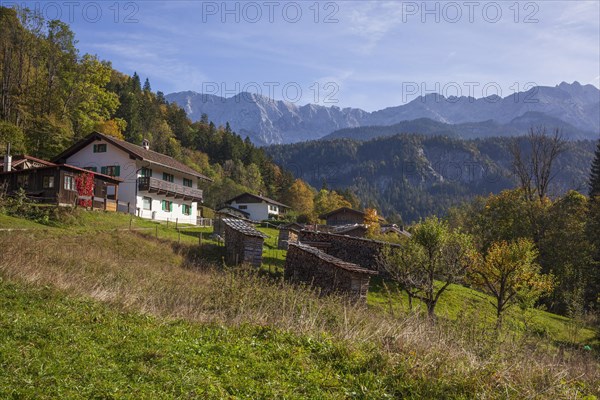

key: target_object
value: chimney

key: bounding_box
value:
[3,143,11,172]
[142,139,150,150]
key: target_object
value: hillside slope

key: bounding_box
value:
[323,112,598,142]
[266,135,596,221]
[0,212,598,398]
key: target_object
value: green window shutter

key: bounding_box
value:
[93,144,97,153]
[114,166,120,177]
[101,166,107,175]
[170,202,173,212]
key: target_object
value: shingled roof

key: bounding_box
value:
[53,132,212,181]
[222,218,268,238]
[289,242,378,275]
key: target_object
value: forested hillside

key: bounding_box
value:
[322,112,598,142]
[0,7,304,209]
[266,135,596,222]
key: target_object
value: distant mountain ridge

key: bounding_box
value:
[166,82,600,145]
[322,111,597,142]
[265,135,597,222]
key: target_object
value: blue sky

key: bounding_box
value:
[5,0,600,111]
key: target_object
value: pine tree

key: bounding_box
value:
[590,139,600,198]
[143,78,151,93]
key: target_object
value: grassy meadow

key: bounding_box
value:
[0,210,598,398]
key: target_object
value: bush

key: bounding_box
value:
[0,188,82,226]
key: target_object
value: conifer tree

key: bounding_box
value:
[589,139,600,198]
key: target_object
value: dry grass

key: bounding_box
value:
[1,230,598,398]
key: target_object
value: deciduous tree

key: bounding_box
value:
[471,239,555,329]
[382,217,476,317]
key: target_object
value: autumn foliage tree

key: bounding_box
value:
[382,217,476,318]
[282,179,315,217]
[471,239,555,329]
[363,208,381,237]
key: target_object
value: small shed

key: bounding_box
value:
[214,206,253,236]
[284,242,378,303]
[277,222,304,250]
[222,218,268,268]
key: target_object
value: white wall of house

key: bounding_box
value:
[229,200,279,221]
[65,138,199,225]
[137,193,198,225]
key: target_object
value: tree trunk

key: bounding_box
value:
[426,300,436,318]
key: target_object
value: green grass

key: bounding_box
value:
[368,278,598,347]
[0,211,598,398]
[1,209,596,347]
[0,279,398,399]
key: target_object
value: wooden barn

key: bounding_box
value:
[284,242,378,302]
[222,218,267,268]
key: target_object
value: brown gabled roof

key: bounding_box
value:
[0,163,123,184]
[318,207,385,222]
[318,207,364,220]
[0,155,56,171]
[53,132,212,181]
[225,192,290,208]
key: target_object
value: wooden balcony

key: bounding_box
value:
[138,177,203,202]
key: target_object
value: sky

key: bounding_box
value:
[4,0,600,111]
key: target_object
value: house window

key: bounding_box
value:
[101,166,120,177]
[16,174,29,189]
[162,200,173,212]
[141,167,153,177]
[162,173,174,182]
[43,176,55,189]
[64,175,75,191]
[238,205,248,210]
[84,167,97,172]
[182,204,191,215]
[93,144,107,153]
[143,197,152,210]
[183,178,193,187]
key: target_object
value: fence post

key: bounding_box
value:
[155,225,158,238]
[128,202,131,214]
[129,216,132,231]
[104,194,107,211]
[176,218,178,230]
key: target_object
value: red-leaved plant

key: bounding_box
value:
[75,172,95,207]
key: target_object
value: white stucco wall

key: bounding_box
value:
[229,200,279,221]
[65,138,199,225]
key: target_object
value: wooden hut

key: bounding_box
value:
[222,218,267,268]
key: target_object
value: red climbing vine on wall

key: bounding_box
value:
[75,172,95,207]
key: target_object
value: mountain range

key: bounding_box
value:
[166,82,599,145]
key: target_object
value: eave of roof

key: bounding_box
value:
[0,164,123,183]
[225,192,290,208]
[53,132,212,182]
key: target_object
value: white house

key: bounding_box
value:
[224,192,290,222]
[54,132,212,225]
